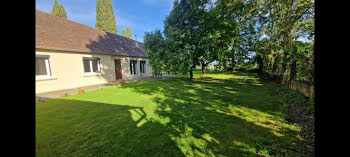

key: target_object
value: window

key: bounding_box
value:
[140,61,146,74]
[83,57,101,74]
[130,60,137,75]
[36,55,51,79]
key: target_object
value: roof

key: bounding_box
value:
[36,10,147,58]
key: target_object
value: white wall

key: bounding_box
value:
[36,48,152,94]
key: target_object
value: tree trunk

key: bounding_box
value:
[272,54,279,75]
[289,60,297,81]
[289,46,298,81]
[201,60,206,74]
[281,50,289,76]
[257,54,264,76]
[311,43,315,84]
[190,69,193,80]
[201,65,206,74]
[230,53,235,72]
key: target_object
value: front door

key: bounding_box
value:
[114,59,122,80]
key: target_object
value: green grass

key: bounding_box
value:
[36,70,311,157]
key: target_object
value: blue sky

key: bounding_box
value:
[36,0,175,42]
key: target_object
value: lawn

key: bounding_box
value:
[36,70,312,157]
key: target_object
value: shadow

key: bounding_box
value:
[36,99,185,157]
[85,32,146,58]
[37,71,310,156]
[119,71,308,156]
[84,32,154,82]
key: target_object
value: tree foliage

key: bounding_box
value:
[143,30,167,76]
[126,26,133,39]
[51,0,67,19]
[95,0,117,34]
[255,0,314,83]
[144,0,314,84]
[121,28,127,37]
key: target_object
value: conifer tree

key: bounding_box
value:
[51,0,67,19]
[122,28,127,37]
[126,26,133,39]
[95,0,117,34]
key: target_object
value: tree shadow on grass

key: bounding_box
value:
[36,99,185,157]
[121,73,307,156]
[36,71,308,156]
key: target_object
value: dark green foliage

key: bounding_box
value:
[95,0,117,34]
[51,0,67,19]
[144,0,314,84]
[143,30,168,76]
[306,99,314,114]
[163,0,214,79]
[253,0,314,84]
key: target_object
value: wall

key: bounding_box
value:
[36,49,152,94]
[120,57,153,80]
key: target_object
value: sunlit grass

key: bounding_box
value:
[36,70,309,156]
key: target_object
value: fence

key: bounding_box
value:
[262,72,314,99]
[281,79,314,99]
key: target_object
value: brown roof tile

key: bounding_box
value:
[36,10,147,58]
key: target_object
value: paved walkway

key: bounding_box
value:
[36,75,176,102]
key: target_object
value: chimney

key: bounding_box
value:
[134,35,138,46]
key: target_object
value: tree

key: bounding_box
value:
[95,0,117,34]
[144,0,314,84]
[256,0,314,82]
[51,0,67,19]
[126,26,133,39]
[122,28,127,37]
[210,0,259,72]
[144,30,167,77]
[164,0,214,79]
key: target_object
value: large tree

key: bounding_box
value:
[51,0,67,19]
[209,0,259,72]
[95,0,117,34]
[256,0,314,82]
[164,0,214,79]
[144,0,314,84]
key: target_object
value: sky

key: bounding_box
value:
[36,0,175,42]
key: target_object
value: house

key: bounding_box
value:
[36,10,152,94]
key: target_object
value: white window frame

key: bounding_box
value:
[83,57,101,75]
[36,55,52,79]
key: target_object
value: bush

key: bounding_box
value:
[306,99,315,114]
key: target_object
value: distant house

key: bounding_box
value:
[36,10,152,94]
